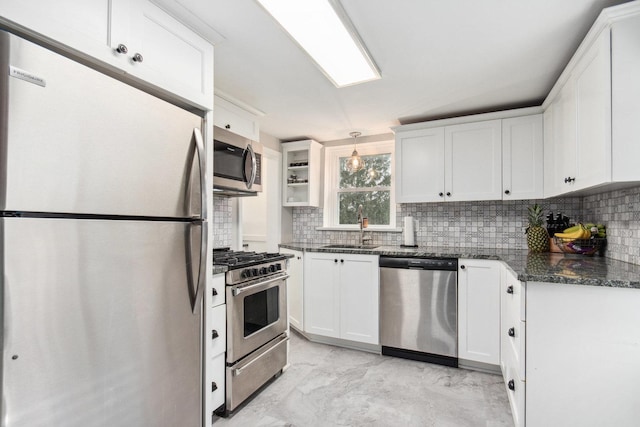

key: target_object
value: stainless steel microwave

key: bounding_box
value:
[213,126,262,197]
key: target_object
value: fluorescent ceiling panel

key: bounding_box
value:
[256,0,381,87]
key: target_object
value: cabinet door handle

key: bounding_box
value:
[564,176,575,183]
[212,330,219,340]
[211,382,218,392]
[115,43,128,54]
[334,259,338,263]
[212,288,218,296]
[446,192,451,197]
[508,379,515,391]
[225,124,231,129]
[504,190,510,195]
[439,192,444,197]
[132,52,144,63]
[460,265,466,270]
[508,327,515,337]
[506,285,514,294]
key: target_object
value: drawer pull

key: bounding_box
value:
[508,379,515,391]
[508,327,515,337]
[212,330,219,340]
[506,285,514,294]
[212,288,218,296]
[211,381,218,392]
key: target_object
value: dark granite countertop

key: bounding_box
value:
[279,243,640,289]
[212,265,228,275]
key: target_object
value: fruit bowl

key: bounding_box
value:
[553,237,606,256]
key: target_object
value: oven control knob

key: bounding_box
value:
[259,267,268,275]
[275,263,282,271]
[252,268,259,277]
[241,269,250,279]
[268,265,276,272]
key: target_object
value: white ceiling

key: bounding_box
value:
[155,0,629,142]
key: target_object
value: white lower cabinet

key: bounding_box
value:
[280,248,304,331]
[500,268,526,427]
[205,274,226,420]
[525,282,640,427]
[457,259,501,366]
[210,352,226,415]
[304,252,379,345]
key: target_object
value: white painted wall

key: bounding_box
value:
[241,146,282,252]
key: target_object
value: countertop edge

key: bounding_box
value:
[279,243,640,289]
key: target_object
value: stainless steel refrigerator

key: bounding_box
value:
[1,29,207,427]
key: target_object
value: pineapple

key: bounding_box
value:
[526,204,549,253]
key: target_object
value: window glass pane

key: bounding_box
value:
[339,153,391,189]
[339,191,390,225]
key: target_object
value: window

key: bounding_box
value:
[323,141,395,228]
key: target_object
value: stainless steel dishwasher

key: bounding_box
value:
[379,256,458,367]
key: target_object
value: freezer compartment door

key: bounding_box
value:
[1,217,204,427]
[0,31,204,218]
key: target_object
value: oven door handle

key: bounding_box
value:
[232,333,289,377]
[231,274,290,297]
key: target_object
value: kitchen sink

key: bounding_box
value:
[321,244,379,249]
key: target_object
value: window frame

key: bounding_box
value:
[322,140,396,229]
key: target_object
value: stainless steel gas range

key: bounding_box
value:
[213,249,290,414]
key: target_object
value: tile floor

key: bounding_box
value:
[214,331,513,427]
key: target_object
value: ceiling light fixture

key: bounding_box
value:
[346,132,365,173]
[255,0,381,88]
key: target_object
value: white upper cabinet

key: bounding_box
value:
[213,96,260,141]
[282,140,323,207]
[502,114,544,200]
[445,120,502,202]
[543,7,640,196]
[395,127,445,203]
[395,116,506,203]
[0,0,214,109]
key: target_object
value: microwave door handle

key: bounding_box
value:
[245,143,257,190]
[193,128,207,220]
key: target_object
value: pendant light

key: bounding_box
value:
[346,131,365,173]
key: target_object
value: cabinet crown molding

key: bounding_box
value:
[391,107,542,134]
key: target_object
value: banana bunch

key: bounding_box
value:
[554,224,591,241]
[554,223,606,241]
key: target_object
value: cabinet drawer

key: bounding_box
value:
[210,304,226,358]
[503,271,525,322]
[504,362,525,427]
[502,319,526,380]
[210,352,225,412]
[210,274,226,307]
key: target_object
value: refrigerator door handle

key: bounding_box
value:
[194,221,207,314]
[186,221,207,314]
[193,127,207,220]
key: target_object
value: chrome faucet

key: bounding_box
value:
[357,204,372,246]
